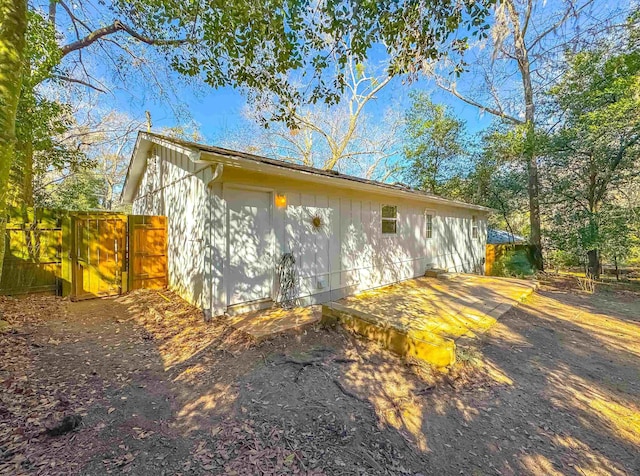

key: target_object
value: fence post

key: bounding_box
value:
[60,213,72,297]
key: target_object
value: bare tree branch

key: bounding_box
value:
[436,80,523,124]
[58,0,92,34]
[61,20,191,57]
[227,55,400,179]
[50,74,106,93]
[528,1,594,50]
[48,0,57,24]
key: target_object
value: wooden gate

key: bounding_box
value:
[72,213,127,299]
[1,209,167,299]
[128,215,168,290]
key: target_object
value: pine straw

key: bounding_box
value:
[0,295,67,326]
[190,421,324,475]
[0,290,253,475]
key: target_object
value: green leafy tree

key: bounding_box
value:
[403,109,531,238]
[403,92,469,195]
[599,206,636,279]
[8,18,103,249]
[435,0,633,270]
[12,11,89,209]
[115,0,492,121]
[467,126,530,237]
[13,96,91,208]
[43,171,104,211]
[545,35,640,278]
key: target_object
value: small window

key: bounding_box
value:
[472,215,479,239]
[381,205,397,234]
[425,212,433,239]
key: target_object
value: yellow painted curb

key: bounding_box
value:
[322,303,456,368]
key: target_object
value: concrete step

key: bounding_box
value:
[321,302,456,368]
[424,268,447,278]
[424,268,458,280]
[226,298,274,316]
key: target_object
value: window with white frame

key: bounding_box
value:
[425,211,434,239]
[472,215,479,239]
[381,205,397,234]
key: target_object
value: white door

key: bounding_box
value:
[226,188,274,305]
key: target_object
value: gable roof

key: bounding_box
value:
[487,228,527,244]
[122,132,492,212]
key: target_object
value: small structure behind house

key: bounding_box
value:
[485,228,531,275]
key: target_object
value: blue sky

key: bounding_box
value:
[111,71,494,146]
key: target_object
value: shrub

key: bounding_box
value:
[490,249,534,277]
[545,249,582,269]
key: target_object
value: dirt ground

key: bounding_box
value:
[0,276,639,475]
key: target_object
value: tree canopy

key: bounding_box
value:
[112,0,492,120]
[403,91,469,195]
[543,29,640,275]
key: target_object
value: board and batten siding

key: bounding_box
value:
[276,191,484,302]
[132,145,212,310]
[131,143,487,316]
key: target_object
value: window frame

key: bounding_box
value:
[381,204,398,235]
[425,209,435,239]
[472,215,479,239]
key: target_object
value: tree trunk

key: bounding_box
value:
[16,82,36,260]
[105,181,114,210]
[17,135,34,207]
[525,126,543,270]
[0,0,28,281]
[18,143,36,262]
[586,249,600,280]
[614,255,619,281]
[504,0,543,271]
[16,64,34,209]
[521,68,543,271]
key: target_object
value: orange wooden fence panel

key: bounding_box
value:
[485,244,497,275]
[72,214,127,300]
[0,209,63,295]
[128,215,168,290]
[1,209,168,298]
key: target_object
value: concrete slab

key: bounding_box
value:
[322,302,455,368]
[322,275,537,367]
[227,305,321,341]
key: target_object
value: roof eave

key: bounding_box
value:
[202,150,492,213]
[121,132,207,204]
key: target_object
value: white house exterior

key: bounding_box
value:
[122,132,490,318]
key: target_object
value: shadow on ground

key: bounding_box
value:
[0,277,639,475]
